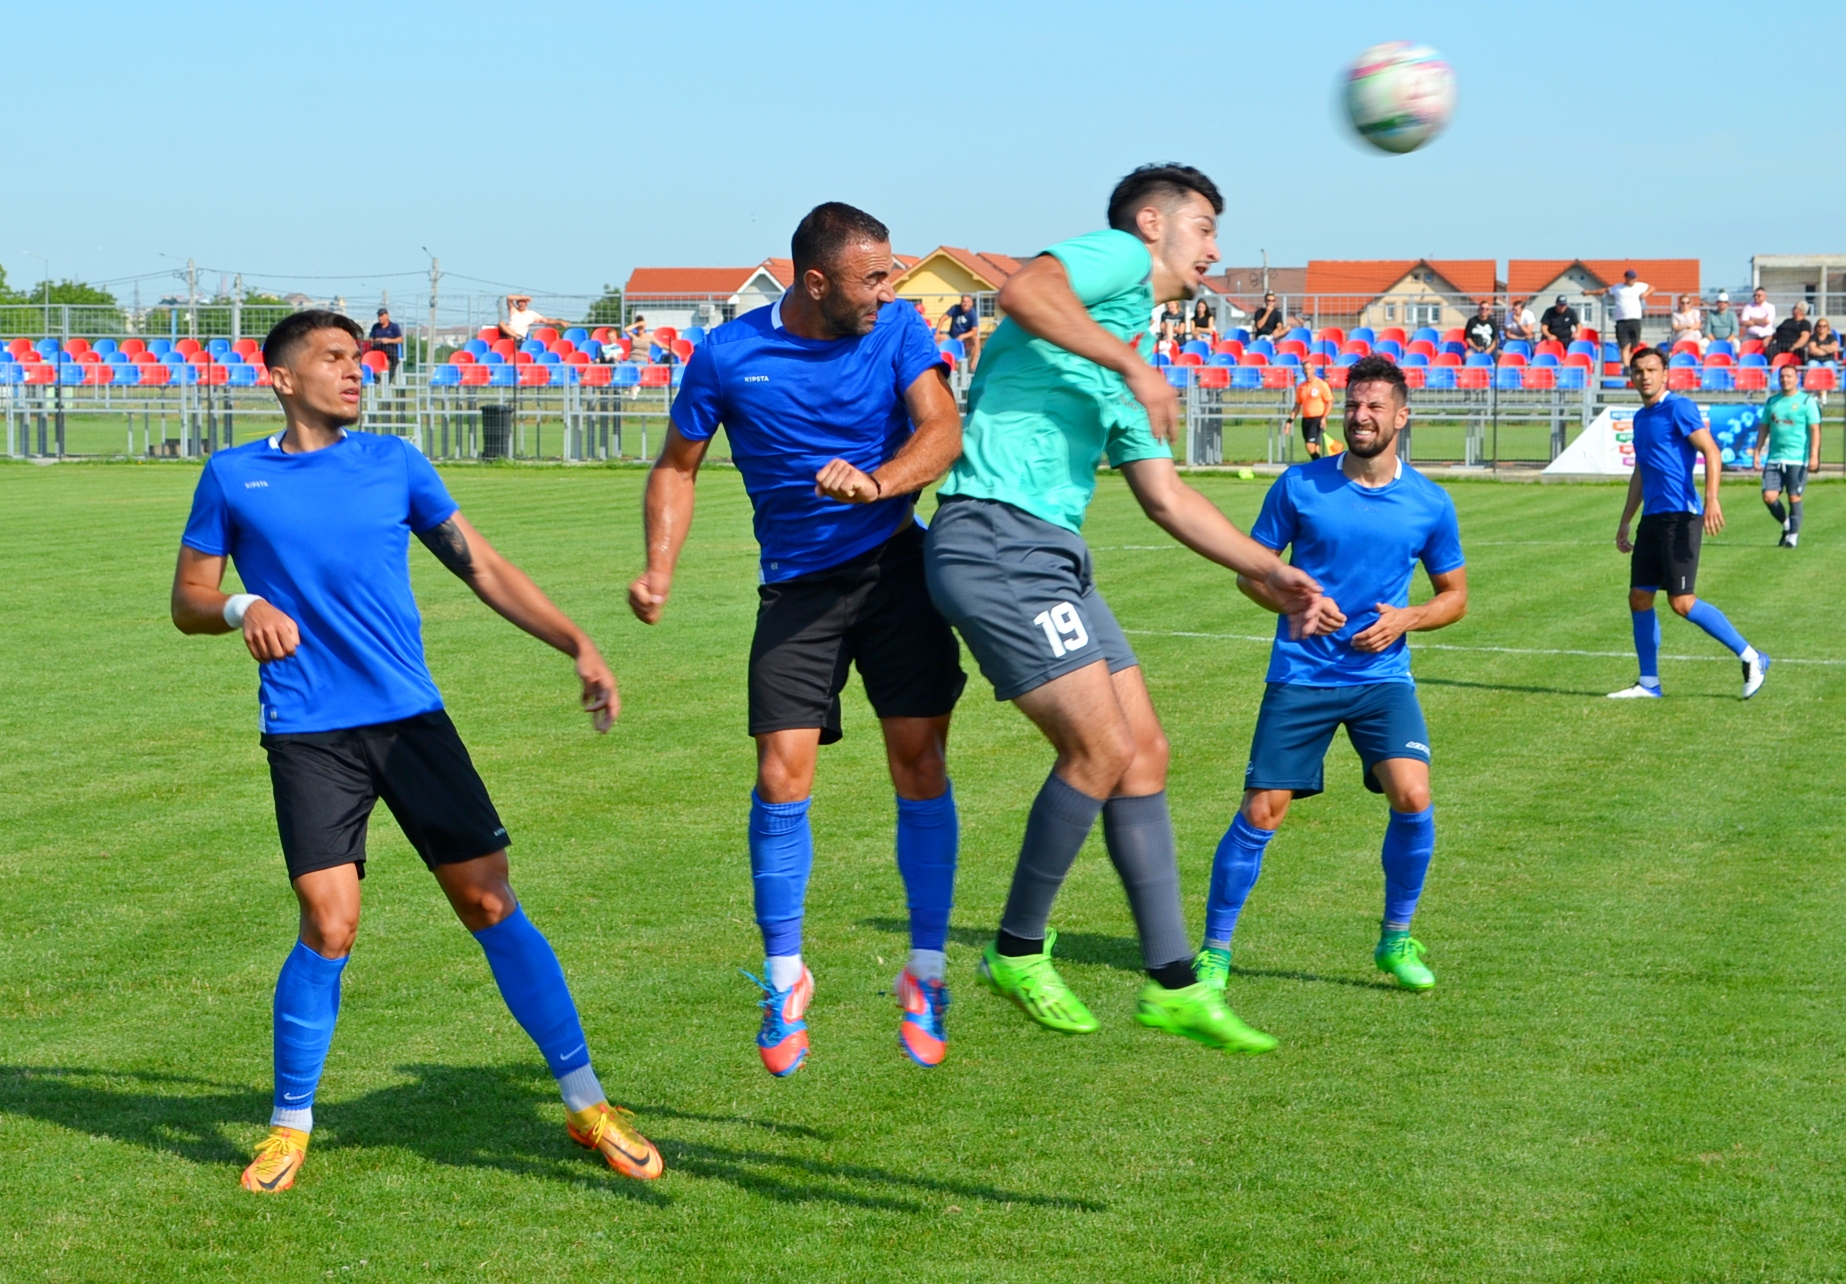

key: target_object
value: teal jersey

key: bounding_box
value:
[937,229,1171,533]
[1761,391,1819,463]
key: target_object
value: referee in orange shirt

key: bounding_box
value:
[1287,362,1336,459]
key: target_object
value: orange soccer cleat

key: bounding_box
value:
[241,1125,309,1193]
[567,1102,664,1181]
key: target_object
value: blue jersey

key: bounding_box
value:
[1249,456,1465,687]
[181,431,458,734]
[671,297,947,582]
[1632,393,1705,515]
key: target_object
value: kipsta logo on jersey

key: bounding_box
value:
[741,375,769,383]
[244,481,269,489]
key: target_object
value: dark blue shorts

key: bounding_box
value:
[1244,682,1430,798]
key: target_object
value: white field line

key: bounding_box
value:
[1122,629,1846,667]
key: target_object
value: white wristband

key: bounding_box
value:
[223,593,263,628]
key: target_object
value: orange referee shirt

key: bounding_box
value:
[1295,374,1333,419]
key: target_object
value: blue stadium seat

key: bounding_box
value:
[227,364,258,386]
[612,363,642,387]
[1350,327,1376,344]
[481,351,505,364]
[1566,340,1597,358]
[1464,352,1493,367]
[221,351,243,364]
[1440,341,1465,356]
[563,327,590,344]
[1274,352,1301,365]
[1668,352,1697,367]
[672,365,685,386]
[207,338,231,356]
[580,340,603,360]
[1284,327,1311,344]
[1740,353,1768,367]
[681,326,706,344]
[1532,353,1559,367]
[1335,352,1360,367]
[1424,367,1456,390]
[113,363,140,386]
[94,338,118,356]
[1601,342,1621,362]
[1708,339,1734,358]
[1164,366,1191,388]
[1375,339,1403,358]
[1181,340,1210,357]
[0,365,21,385]
[1207,352,1236,366]
[1701,367,1734,391]
[549,364,578,386]
[35,338,59,356]
[428,364,461,387]
[1411,327,1440,344]
[107,351,131,364]
[1249,338,1275,356]
[1230,366,1263,389]
[1401,352,1428,366]
[150,339,172,357]
[520,340,546,355]
[361,365,375,385]
[1151,352,1171,366]
[1314,339,1339,357]
[939,337,965,362]
[489,365,518,387]
[1495,367,1523,390]
[464,339,489,357]
[1502,339,1532,357]
[58,363,85,385]
[649,344,666,363]
[1229,328,1250,344]
[169,363,199,385]
[538,352,561,364]
[1555,367,1587,390]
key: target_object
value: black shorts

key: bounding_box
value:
[749,521,966,744]
[1300,416,1324,444]
[263,709,509,881]
[1631,511,1701,595]
[1615,318,1643,348]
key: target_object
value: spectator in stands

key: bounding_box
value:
[1189,298,1216,343]
[500,294,563,344]
[1157,300,1188,338]
[623,314,648,344]
[1807,318,1839,365]
[1669,294,1704,355]
[938,294,981,364]
[1463,300,1499,355]
[1155,319,1182,360]
[1250,292,1284,340]
[1769,302,1812,361]
[1740,287,1776,347]
[368,308,404,377]
[1704,291,1738,348]
[1586,269,1651,366]
[1503,296,1538,346]
[1540,294,1579,348]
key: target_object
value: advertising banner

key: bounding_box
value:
[1542,403,1764,477]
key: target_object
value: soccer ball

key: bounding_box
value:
[1344,42,1455,154]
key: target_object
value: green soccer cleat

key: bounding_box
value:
[1375,928,1436,990]
[1193,946,1232,993]
[977,929,1099,1034]
[1135,980,1276,1054]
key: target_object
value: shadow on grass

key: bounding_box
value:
[0,1064,1103,1213]
[858,918,1143,973]
[1231,967,1397,992]
[1419,676,1732,700]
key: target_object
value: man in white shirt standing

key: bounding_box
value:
[1740,287,1777,349]
[1588,269,1652,367]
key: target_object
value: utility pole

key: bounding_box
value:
[186,258,198,339]
[426,252,441,372]
[232,273,244,344]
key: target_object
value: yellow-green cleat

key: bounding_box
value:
[1375,927,1435,990]
[1194,946,1232,993]
[977,929,1099,1034]
[1135,980,1276,1054]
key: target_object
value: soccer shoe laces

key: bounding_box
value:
[252,1129,302,1164]
[740,969,781,1008]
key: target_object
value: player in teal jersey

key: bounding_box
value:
[1752,365,1822,547]
[923,165,1328,1054]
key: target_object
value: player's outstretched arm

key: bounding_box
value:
[418,514,617,732]
[1350,568,1468,653]
[628,426,710,624]
[815,367,961,503]
[1121,457,1321,613]
[998,255,1179,441]
[170,546,301,661]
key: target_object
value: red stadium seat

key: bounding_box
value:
[1457,368,1491,389]
[139,362,170,386]
[565,351,590,365]
[1804,366,1839,391]
[590,327,613,343]
[1377,326,1407,345]
[1172,352,1203,366]
[131,350,157,364]
[1401,366,1426,389]
[492,338,517,357]
[361,351,389,374]
[1578,327,1600,345]
[1498,352,1527,367]
[1770,353,1798,370]
[1195,367,1229,389]
[255,366,272,386]
[1317,327,1345,346]
[204,363,229,385]
[1535,340,1564,359]
[1670,339,1700,357]
[84,363,113,385]
[652,327,678,347]
[1340,339,1371,356]
[77,351,102,364]
[1703,352,1733,367]
[1562,352,1592,368]
[1260,365,1293,389]
[546,338,572,355]
[1433,352,1462,367]
[1521,366,1556,390]
[66,337,92,355]
[639,365,672,388]
[479,327,501,343]
[518,363,549,386]
[1741,338,1765,356]
[460,364,492,386]
[121,338,146,355]
[512,351,534,365]
[1325,365,1349,388]
[7,338,33,356]
[1666,368,1698,390]
[450,350,475,364]
[1407,339,1436,359]
[188,351,211,366]
[1441,328,1465,345]
[24,363,56,384]
[175,338,201,356]
[580,363,613,386]
[1213,339,1241,355]
[671,339,693,362]
[233,338,259,357]
[1275,339,1307,359]
[531,327,559,345]
[1733,367,1768,390]
[1238,352,1269,366]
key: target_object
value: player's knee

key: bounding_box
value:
[1628,590,1655,613]
[1128,727,1170,780]
[1667,594,1697,618]
[755,757,815,804]
[1241,790,1289,830]
[1389,782,1432,813]
[300,908,358,957]
[448,877,518,930]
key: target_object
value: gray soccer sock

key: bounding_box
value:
[1101,791,1194,972]
[997,770,1104,943]
[1789,499,1804,534]
[1767,497,1788,524]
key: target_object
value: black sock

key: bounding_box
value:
[1790,500,1804,534]
[1767,498,1787,524]
[1149,959,1197,990]
[996,930,1045,958]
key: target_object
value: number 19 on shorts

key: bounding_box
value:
[1032,602,1090,658]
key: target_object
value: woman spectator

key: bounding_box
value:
[1189,298,1216,343]
[1669,294,1705,355]
[1807,319,1840,365]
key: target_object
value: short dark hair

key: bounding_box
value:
[1628,346,1668,371]
[1346,354,1408,403]
[1106,164,1224,233]
[263,309,363,369]
[791,202,890,279]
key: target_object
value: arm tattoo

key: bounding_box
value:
[417,518,475,578]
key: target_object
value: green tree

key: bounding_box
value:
[0,264,19,304]
[586,284,623,326]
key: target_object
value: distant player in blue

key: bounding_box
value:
[1198,356,1470,1025]
[172,311,662,1192]
[627,203,966,1073]
[1610,346,1769,700]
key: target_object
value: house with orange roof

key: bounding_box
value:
[621,258,798,333]
[893,247,1024,337]
[1505,260,1700,330]
[1302,260,1498,332]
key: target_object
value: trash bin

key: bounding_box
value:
[480,404,513,460]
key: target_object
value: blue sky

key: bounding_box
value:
[3,0,1838,302]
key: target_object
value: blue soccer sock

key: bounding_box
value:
[750,791,813,984]
[271,939,348,1132]
[1203,813,1275,949]
[895,785,957,981]
[1685,600,1751,658]
[473,906,603,1112]
[1631,608,1661,685]
[1381,806,1436,930]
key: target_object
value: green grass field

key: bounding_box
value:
[1,462,1842,1282]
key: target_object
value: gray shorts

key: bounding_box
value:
[922,496,1137,701]
[1762,462,1808,497]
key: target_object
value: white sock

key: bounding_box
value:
[766,953,804,990]
[1741,645,1759,665]
[269,1105,312,1131]
[1639,676,1661,689]
[907,948,946,983]
[556,1064,605,1114]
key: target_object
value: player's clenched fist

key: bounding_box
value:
[627,573,669,625]
[814,458,883,504]
[241,599,300,662]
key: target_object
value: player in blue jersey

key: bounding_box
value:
[172,311,661,1192]
[1197,357,1469,1019]
[627,203,966,1074]
[1609,346,1769,700]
